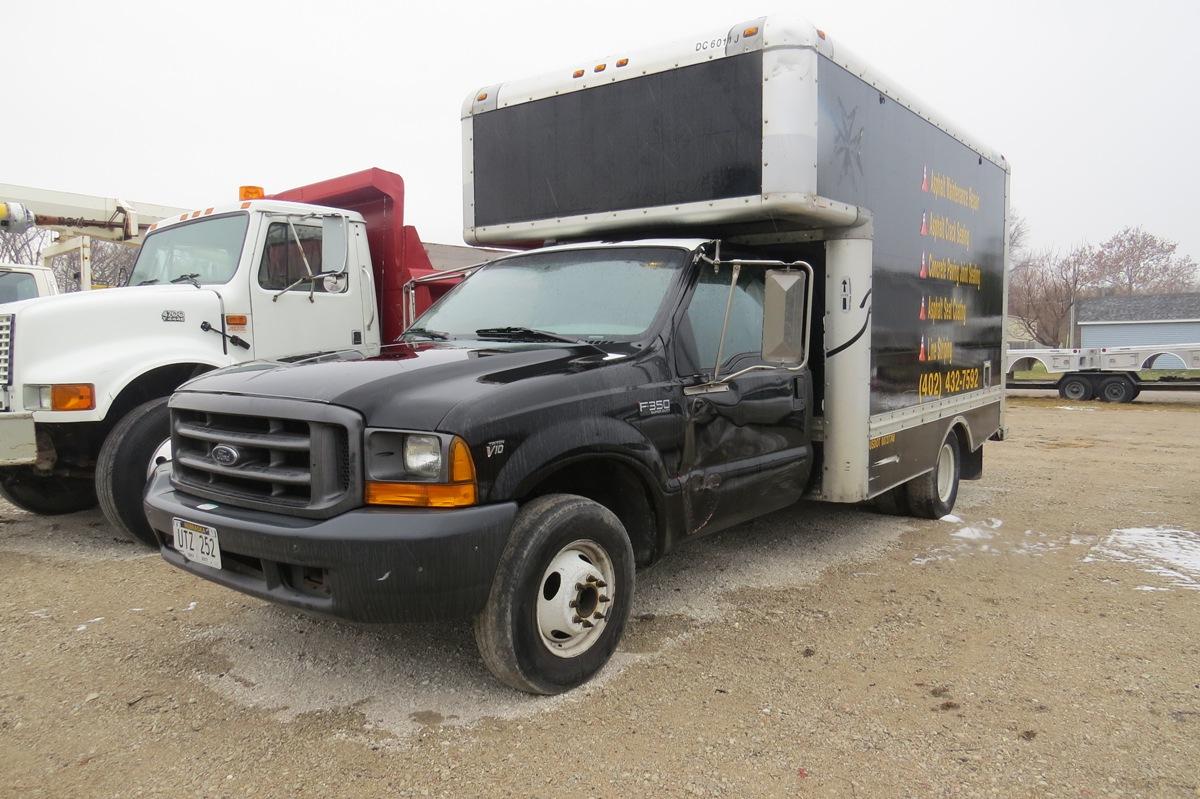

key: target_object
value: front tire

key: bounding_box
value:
[0,472,97,515]
[474,494,635,695]
[905,430,962,519]
[96,397,171,547]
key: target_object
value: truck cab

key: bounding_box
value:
[0,263,59,303]
[0,170,491,545]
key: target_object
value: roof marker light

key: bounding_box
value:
[190,210,202,219]
[476,91,488,101]
[572,69,585,78]
[240,201,252,209]
[616,58,629,68]
[816,28,827,40]
[743,26,759,37]
[594,63,606,73]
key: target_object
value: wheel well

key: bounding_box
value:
[523,457,660,567]
[106,363,214,428]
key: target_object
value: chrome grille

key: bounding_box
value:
[169,395,362,518]
[0,314,11,411]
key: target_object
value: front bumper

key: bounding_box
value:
[0,412,37,466]
[143,467,518,622]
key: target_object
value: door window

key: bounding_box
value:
[678,265,765,374]
[257,222,343,293]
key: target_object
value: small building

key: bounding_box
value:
[1077,292,1200,368]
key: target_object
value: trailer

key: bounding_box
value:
[144,16,1009,694]
[1007,343,1200,401]
[0,169,503,544]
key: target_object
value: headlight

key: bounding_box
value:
[403,434,442,478]
[364,430,477,508]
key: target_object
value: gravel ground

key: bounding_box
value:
[2,395,1198,798]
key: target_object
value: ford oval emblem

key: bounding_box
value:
[211,444,240,466]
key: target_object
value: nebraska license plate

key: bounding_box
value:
[172,518,222,570]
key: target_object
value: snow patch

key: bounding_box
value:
[1085,527,1200,591]
[940,514,963,524]
[1055,406,1096,412]
[951,526,994,541]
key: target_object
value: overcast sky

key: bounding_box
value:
[6,1,1199,261]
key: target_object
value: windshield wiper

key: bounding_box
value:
[403,327,450,341]
[137,279,159,286]
[171,273,201,287]
[475,327,609,354]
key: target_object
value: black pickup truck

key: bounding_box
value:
[144,239,843,693]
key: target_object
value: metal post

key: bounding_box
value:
[80,236,92,291]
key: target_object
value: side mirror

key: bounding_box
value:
[761,269,810,366]
[321,215,349,274]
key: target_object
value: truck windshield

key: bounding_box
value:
[126,214,249,287]
[0,271,39,303]
[411,247,688,341]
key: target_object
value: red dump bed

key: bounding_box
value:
[270,168,461,343]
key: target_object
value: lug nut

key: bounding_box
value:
[569,600,577,608]
[595,580,607,588]
[572,615,583,624]
[593,612,605,620]
[599,595,610,603]
[580,620,594,628]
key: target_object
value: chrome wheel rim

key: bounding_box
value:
[147,438,172,480]
[936,442,955,504]
[536,539,616,658]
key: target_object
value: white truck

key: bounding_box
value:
[0,264,59,303]
[0,169,495,544]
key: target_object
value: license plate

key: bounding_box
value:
[172,518,222,570]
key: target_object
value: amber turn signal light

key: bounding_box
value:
[365,437,477,508]
[51,384,95,411]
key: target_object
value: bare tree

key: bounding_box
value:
[1086,227,1198,295]
[48,240,140,291]
[1009,245,1092,346]
[0,227,52,265]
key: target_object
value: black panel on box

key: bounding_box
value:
[473,52,764,228]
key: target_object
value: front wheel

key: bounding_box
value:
[96,397,171,547]
[905,430,962,519]
[474,494,635,695]
[0,471,97,515]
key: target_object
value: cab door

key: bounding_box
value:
[673,262,812,536]
[248,217,367,359]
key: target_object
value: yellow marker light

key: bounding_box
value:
[50,384,95,411]
[816,28,827,40]
[743,25,759,37]
[594,63,606,73]
[476,91,488,101]
[616,58,629,68]
[239,185,265,201]
[225,314,248,327]
[365,436,477,508]
[572,69,585,78]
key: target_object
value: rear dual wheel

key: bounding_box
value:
[474,494,635,695]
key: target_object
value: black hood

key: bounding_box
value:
[177,343,605,430]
